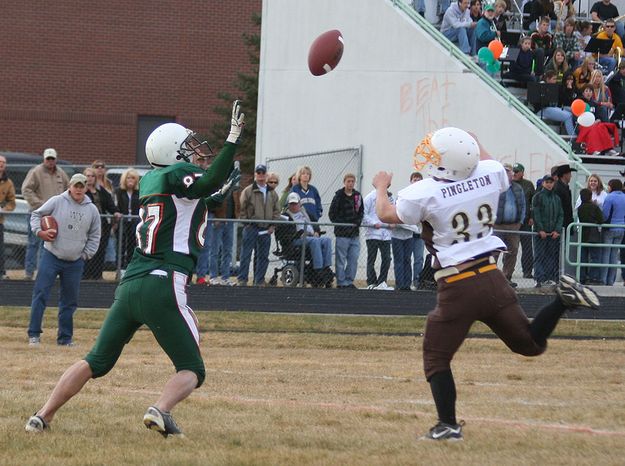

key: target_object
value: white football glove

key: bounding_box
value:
[226,100,245,144]
[209,166,241,203]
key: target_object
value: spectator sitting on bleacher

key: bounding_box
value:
[560,73,579,107]
[470,0,482,22]
[590,0,625,39]
[573,56,597,91]
[590,68,614,121]
[575,21,594,60]
[533,70,577,136]
[593,18,620,74]
[553,18,583,68]
[475,3,499,52]
[554,0,576,25]
[544,48,570,82]
[503,36,541,83]
[608,60,625,106]
[577,84,621,155]
[524,0,556,31]
[531,16,554,58]
[441,0,477,55]
[580,83,602,116]
[493,0,508,33]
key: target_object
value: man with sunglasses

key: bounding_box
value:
[594,18,621,74]
[25,101,244,438]
[22,148,71,280]
[237,164,281,286]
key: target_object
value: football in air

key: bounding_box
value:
[308,29,344,76]
[41,215,58,240]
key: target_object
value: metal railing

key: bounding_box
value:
[2,211,586,290]
[565,222,625,283]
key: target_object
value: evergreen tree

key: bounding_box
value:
[208,13,260,173]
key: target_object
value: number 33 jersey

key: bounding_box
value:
[396,159,509,268]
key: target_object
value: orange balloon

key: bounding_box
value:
[488,40,504,60]
[571,99,586,117]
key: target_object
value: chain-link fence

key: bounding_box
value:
[6,211,623,290]
[265,147,363,217]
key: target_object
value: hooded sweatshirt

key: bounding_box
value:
[30,191,101,261]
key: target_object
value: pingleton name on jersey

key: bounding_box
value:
[440,174,493,199]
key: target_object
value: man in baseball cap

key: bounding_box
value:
[286,192,300,204]
[555,163,577,177]
[69,173,87,187]
[554,164,576,227]
[22,147,70,280]
[43,148,57,160]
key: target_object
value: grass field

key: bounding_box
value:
[1,307,624,465]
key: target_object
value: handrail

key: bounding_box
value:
[389,0,591,179]
[565,222,625,281]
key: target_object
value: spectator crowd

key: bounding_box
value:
[1,148,624,290]
[418,0,625,157]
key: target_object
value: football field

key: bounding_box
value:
[1,308,624,465]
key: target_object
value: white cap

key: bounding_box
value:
[43,148,57,159]
[69,173,87,186]
[287,192,300,204]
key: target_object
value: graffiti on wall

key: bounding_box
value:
[400,74,455,134]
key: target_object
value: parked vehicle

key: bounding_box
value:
[0,151,76,196]
[3,197,30,269]
[106,167,150,189]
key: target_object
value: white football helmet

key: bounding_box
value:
[145,123,212,168]
[413,127,480,181]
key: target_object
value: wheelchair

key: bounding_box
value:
[268,222,334,288]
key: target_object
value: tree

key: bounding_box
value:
[208,13,260,173]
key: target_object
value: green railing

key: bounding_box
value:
[565,222,625,282]
[389,0,591,181]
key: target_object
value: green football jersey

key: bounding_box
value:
[122,143,235,282]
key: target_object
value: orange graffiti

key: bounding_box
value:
[399,75,455,133]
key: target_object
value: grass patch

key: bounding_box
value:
[1,307,624,465]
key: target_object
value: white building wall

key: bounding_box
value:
[257,0,571,194]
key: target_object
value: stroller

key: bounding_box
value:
[268,219,334,288]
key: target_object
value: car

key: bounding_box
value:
[105,167,150,190]
[3,196,30,269]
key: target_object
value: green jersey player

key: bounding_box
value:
[25,100,245,438]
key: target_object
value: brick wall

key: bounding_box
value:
[0,1,261,164]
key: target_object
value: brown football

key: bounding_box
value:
[308,29,344,76]
[41,215,58,240]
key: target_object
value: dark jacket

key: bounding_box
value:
[513,178,536,224]
[328,188,364,238]
[554,179,574,227]
[532,188,564,233]
[577,202,604,243]
[510,48,534,76]
[86,185,119,238]
[476,16,497,51]
[114,188,140,217]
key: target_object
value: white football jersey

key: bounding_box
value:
[396,159,508,267]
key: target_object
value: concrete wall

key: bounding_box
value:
[257,0,572,193]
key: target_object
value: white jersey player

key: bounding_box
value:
[372,127,599,442]
[396,158,508,268]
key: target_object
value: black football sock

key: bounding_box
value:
[428,369,457,425]
[529,299,567,346]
